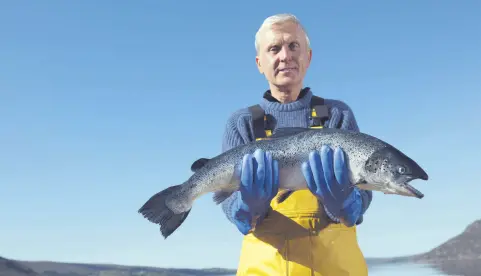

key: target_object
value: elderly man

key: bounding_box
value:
[220,14,372,275]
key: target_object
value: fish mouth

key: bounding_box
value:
[382,177,425,199]
[355,177,426,199]
[401,182,424,199]
[399,172,427,199]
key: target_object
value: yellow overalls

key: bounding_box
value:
[236,102,369,276]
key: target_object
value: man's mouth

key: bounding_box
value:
[278,67,297,73]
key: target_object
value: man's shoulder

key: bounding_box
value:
[223,94,358,130]
[320,97,356,113]
[224,106,253,127]
[222,106,256,141]
[224,97,356,124]
[221,106,256,150]
[318,96,359,131]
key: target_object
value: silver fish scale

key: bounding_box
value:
[182,129,389,202]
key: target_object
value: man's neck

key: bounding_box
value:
[269,83,303,103]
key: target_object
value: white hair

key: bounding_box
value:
[255,13,311,54]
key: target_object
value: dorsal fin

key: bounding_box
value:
[269,127,312,138]
[191,158,211,172]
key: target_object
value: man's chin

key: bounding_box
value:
[274,78,299,88]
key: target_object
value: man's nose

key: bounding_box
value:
[278,46,293,61]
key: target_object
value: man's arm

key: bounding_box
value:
[219,113,247,225]
[325,100,373,224]
[219,111,280,234]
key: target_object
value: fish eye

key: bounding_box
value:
[397,166,406,174]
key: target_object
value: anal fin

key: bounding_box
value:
[213,190,235,204]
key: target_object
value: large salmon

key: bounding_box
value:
[138,127,429,238]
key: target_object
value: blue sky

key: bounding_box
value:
[1,0,480,270]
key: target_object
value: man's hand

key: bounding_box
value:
[301,145,362,227]
[231,149,280,234]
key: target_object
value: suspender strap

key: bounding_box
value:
[248,104,270,140]
[248,95,330,140]
[309,95,329,128]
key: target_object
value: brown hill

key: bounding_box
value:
[1,219,480,276]
[413,219,481,276]
[416,219,481,262]
[0,256,40,276]
[14,258,236,276]
[0,255,236,276]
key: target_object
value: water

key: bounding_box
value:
[226,263,447,275]
[369,263,447,275]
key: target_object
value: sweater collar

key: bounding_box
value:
[260,87,312,112]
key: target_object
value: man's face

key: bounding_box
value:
[256,21,312,90]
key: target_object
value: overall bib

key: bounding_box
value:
[236,97,369,276]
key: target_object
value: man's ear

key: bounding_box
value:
[256,56,263,74]
[306,49,312,68]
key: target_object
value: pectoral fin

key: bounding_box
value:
[213,190,235,204]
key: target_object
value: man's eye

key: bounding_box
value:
[289,43,299,50]
[269,46,280,52]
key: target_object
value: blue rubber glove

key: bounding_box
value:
[231,149,279,235]
[301,145,363,227]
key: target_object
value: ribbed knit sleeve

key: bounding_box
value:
[220,109,251,225]
[323,99,372,225]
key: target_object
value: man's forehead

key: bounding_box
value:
[259,22,305,46]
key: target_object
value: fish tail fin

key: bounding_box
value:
[138,184,191,239]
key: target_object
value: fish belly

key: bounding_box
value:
[278,165,308,190]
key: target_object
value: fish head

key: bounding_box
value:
[356,146,429,199]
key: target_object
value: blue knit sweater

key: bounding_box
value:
[220,88,373,227]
